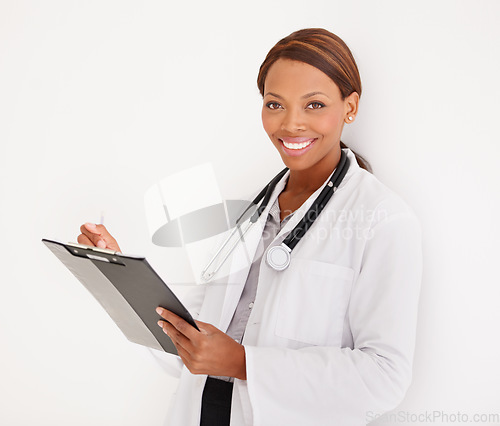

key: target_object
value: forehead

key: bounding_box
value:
[264,58,341,97]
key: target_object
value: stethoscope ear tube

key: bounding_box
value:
[201,167,288,282]
[201,219,254,282]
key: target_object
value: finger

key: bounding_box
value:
[79,223,104,247]
[175,345,190,363]
[162,329,204,375]
[83,222,101,234]
[77,233,93,246]
[79,223,121,252]
[93,223,121,252]
[174,344,194,370]
[158,320,193,352]
[158,323,191,364]
[175,345,206,375]
[194,321,213,335]
[156,308,200,340]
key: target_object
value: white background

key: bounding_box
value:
[1,1,499,425]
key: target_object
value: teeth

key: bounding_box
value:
[282,140,313,150]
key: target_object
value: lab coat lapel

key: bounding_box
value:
[218,172,290,333]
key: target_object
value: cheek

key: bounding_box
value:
[261,111,269,134]
[313,111,344,136]
[261,110,277,136]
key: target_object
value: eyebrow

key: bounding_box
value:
[264,91,331,100]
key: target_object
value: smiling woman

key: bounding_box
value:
[78,27,422,426]
[258,28,371,173]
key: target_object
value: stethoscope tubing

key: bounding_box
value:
[200,168,287,281]
[201,150,349,279]
[282,150,349,251]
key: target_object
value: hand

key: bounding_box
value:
[156,308,247,380]
[77,223,122,252]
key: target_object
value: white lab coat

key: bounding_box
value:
[162,148,422,426]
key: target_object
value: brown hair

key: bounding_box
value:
[257,28,372,172]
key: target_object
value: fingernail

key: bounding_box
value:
[96,240,106,248]
[157,320,163,327]
[85,223,97,230]
[156,307,163,315]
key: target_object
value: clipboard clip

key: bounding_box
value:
[65,242,125,265]
[66,242,118,255]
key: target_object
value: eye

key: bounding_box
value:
[266,101,282,110]
[307,102,325,110]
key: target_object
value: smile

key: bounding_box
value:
[279,137,317,155]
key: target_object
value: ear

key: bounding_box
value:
[344,92,360,124]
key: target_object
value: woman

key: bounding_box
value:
[78,28,422,426]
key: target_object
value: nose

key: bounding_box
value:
[280,108,306,132]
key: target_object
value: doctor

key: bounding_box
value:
[78,28,422,426]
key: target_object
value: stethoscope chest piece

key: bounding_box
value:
[266,244,291,271]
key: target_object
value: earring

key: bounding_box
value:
[348,116,353,121]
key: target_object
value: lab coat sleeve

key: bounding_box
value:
[243,211,423,426]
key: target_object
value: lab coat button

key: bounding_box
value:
[248,302,254,309]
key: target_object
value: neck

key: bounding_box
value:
[285,146,342,196]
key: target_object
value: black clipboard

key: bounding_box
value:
[42,238,199,355]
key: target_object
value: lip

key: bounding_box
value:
[278,137,317,157]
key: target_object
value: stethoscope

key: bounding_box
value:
[201,150,350,281]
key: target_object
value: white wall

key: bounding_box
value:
[1,1,499,425]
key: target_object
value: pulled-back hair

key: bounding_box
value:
[257,28,371,172]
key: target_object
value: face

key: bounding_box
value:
[262,59,358,174]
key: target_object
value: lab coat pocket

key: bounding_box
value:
[275,259,354,347]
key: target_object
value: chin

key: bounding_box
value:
[278,155,314,171]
